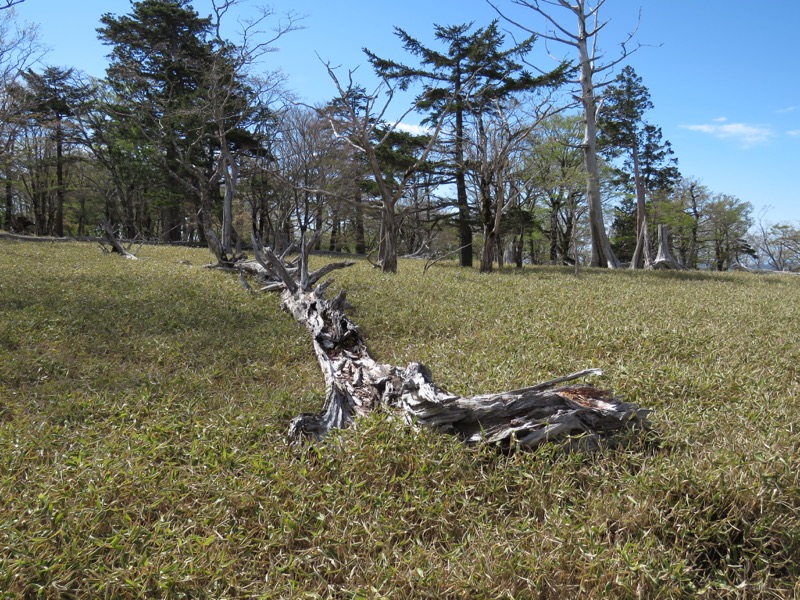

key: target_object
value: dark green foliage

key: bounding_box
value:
[609,195,638,262]
[96,0,255,249]
[98,0,214,100]
[365,21,568,268]
[14,67,90,237]
[598,66,679,196]
[97,0,217,241]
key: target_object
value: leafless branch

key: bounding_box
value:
[0,0,26,10]
[211,0,306,67]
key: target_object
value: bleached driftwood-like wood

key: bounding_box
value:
[243,237,650,451]
[649,224,684,270]
[733,263,800,276]
[102,222,138,260]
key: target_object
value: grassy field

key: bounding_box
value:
[0,238,798,599]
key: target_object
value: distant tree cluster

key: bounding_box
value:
[1,0,788,271]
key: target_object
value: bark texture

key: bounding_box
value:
[649,224,684,270]
[246,241,650,451]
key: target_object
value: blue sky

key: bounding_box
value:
[13,0,800,225]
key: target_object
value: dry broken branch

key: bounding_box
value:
[733,263,800,276]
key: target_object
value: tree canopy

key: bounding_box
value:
[0,1,770,272]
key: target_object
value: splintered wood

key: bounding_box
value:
[244,239,650,450]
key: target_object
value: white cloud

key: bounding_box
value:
[393,122,431,136]
[788,129,800,137]
[777,106,798,114]
[680,121,775,147]
[712,116,728,122]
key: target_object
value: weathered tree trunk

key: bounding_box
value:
[378,203,398,273]
[629,146,648,269]
[101,222,138,259]
[221,149,238,256]
[629,215,653,270]
[649,224,684,270]
[577,24,619,270]
[246,240,650,451]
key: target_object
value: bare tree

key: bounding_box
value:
[0,7,42,229]
[208,0,304,258]
[750,213,800,272]
[489,0,643,268]
[467,95,560,272]
[266,104,362,256]
[0,1,26,11]
[320,65,455,273]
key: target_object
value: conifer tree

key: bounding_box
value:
[599,66,678,267]
[19,66,88,237]
[97,0,217,243]
[364,20,566,267]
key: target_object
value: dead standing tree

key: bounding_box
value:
[242,236,650,449]
[489,0,641,268]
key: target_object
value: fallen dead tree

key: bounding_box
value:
[733,263,800,276]
[0,232,99,243]
[100,222,139,259]
[241,235,650,450]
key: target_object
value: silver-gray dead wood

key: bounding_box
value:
[244,240,650,450]
[101,222,139,259]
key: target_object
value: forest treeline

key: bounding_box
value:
[1,0,798,272]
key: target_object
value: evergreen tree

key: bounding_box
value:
[364,20,567,267]
[97,0,217,242]
[599,66,679,267]
[608,195,638,261]
[19,66,88,236]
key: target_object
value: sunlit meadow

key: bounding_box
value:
[1,239,798,598]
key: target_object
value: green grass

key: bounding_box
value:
[1,238,798,598]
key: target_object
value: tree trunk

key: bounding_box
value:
[549,202,560,265]
[199,187,228,266]
[379,203,398,273]
[649,224,684,270]
[629,148,648,269]
[329,219,339,252]
[221,152,238,256]
[4,180,13,231]
[478,166,495,273]
[480,228,496,273]
[248,242,650,451]
[629,215,653,270]
[55,120,65,238]
[577,12,619,269]
[688,190,701,269]
[455,97,473,268]
[101,221,138,259]
[353,191,366,255]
